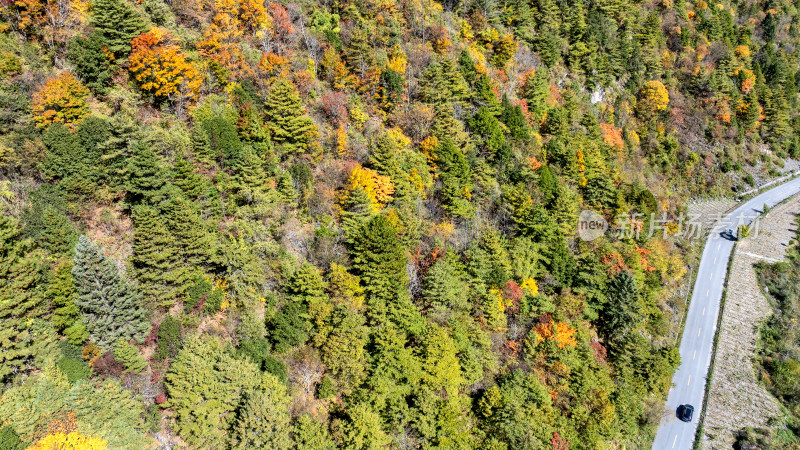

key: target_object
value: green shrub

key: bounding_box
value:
[263,355,288,383]
[155,315,182,360]
[113,341,147,373]
[0,425,25,450]
[317,376,335,399]
[55,357,92,383]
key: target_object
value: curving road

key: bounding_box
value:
[652,176,800,450]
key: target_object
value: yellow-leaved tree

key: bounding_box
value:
[129,28,201,103]
[27,432,107,450]
[637,80,669,116]
[32,72,90,128]
[340,164,395,213]
[198,0,252,82]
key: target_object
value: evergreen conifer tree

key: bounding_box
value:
[67,32,114,94]
[433,138,474,218]
[48,260,88,344]
[37,206,79,256]
[602,270,640,342]
[351,215,423,334]
[165,335,262,448]
[171,156,204,199]
[294,415,336,450]
[72,236,150,347]
[125,143,167,205]
[130,204,183,305]
[229,376,293,449]
[113,340,147,373]
[90,0,146,58]
[263,79,319,155]
[0,217,49,381]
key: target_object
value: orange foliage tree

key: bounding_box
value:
[8,0,87,49]
[32,72,90,128]
[599,123,624,152]
[198,0,252,82]
[532,314,578,350]
[129,28,201,103]
[238,0,266,31]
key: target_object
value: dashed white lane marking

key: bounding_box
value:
[687,375,691,385]
[706,289,709,296]
[673,434,678,448]
[717,243,721,250]
[698,327,702,337]
[702,307,705,316]
[710,272,713,280]
[693,350,696,360]
[714,256,717,264]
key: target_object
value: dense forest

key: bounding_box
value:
[1,0,800,445]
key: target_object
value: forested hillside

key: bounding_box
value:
[0,0,798,445]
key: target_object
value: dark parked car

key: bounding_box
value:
[677,404,694,422]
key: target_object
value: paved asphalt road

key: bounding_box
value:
[652,176,800,450]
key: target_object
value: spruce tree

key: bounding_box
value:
[125,143,167,205]
[433,138,474,219]
[0,217,49,381]
[171,156,204,199]
[71,236,150,348]
[229,377,293,449]
[130,204,183,305]
[48,260,88,344]
[350,215,423,334]
[67,32,114,94]
[90,0,146,58]
[602,270,640,342]
[263,78,319,155]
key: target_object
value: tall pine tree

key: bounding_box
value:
[263,78,319,156]
[350,215,423,334]
[0,217,51,381]
[90,0,146,58]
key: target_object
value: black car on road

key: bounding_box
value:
[677,404,694,422]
